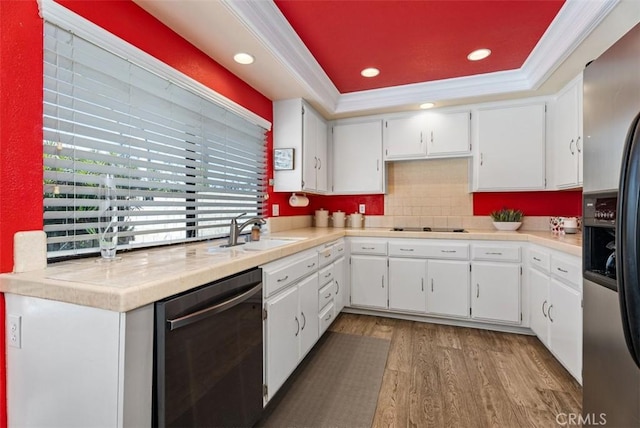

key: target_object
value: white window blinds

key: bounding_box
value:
[43,22,267,258]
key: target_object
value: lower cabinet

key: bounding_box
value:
[527,245,582,383]
[388,258,427,312]
[471,262,521,324]
[334,256,347,313]
[351,255,388,309]
[264,273,319,401]
[427,260,470,318]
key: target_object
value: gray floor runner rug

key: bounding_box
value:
[257,331,391,428]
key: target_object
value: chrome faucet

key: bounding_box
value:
[227,213,266,247]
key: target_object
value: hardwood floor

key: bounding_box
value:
[328,313,582,428]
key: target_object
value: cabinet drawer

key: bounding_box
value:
[319,281,336,310]
[529,248,550,272]
[350,241,387,255]
[319,302,335,335]
[263,252,319,297]
[318,246,334,267]
[551,257,581,289]
[472,245,521,262]
[388,241,469,259]
[318,264,334,287]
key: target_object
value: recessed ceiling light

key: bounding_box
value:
[361,67,380,78]
[467,48,491,61]
[233,52,255,65]
[420,102,435,109]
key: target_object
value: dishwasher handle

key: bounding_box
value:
[167,282,262,331]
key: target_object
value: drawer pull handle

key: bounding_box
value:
[476,283,480,298]
[400,248,415,252]
[557,267,568,273]
[431,279,434,292]
[307,263,316,268]
[441,250,457,253]
[294,316,300,336]
[421,278,424,292]
[362,246,375,250]
[301,312,306,330]
[338,248,344,252]
[486,252,503,255]
[533,257,542,262]
[542,300,548,318]
[277,275,289,283]
[325,293,332,299]
[324,272,332,278]
[325,313,332,322]
[324,253,331,258]
[548,304,554,322]
[336,281,340,295]
[381,276,385,288]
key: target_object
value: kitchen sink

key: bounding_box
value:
[242,237,306,251]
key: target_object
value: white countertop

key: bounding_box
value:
[0,228,581,312]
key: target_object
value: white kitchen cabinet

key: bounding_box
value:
[388,257,427,312]
[273,98,328,193]
[264,285,300,399]
[299,273,320,357]
[425,110,471,157]
[473,101,546,191]
[334,256,347,314]
[529,267,551,344]
[551,73,583,189]
[471,262,521,324]
[549,278,582,380]
[331,118,384,194]
[5,295,153,428]
[427,259,470,318]
[383,113,427,160]
[350,255,388,309]
[264,272,319,401]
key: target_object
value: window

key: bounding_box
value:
[43,21,267,258]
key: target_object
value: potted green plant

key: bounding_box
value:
[490,208,524,231]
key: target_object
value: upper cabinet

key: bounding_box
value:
[382,110,471,161]
[473,101,547,191]
[331,118,385,194]
[425,110,471,157]
[383,113,427,159]
[549,73,583,189]
[273,99,328,194]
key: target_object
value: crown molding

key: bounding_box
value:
[230,0,619,116]
[222,0,340,111]
[522,0,620,88]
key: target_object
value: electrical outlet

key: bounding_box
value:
[8,314,21,349]
[359,204,366,214]
[272,204,280,217]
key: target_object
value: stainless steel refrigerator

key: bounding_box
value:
[583,22,640,427]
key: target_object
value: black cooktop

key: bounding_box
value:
[391,227,467,233]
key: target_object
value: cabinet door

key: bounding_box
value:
[334,257,347,313]
[383,114,427,159]
[553,81,580,188]
[315,114,329,192]
[265,286,300,399]
[475,103,546,191]
[388,258,427,312]
[471,262,521,324]
[298,274,319,358]
[350,255,387,309]
[302,107,318,192]
[529,268,550,345]
[427,260,470,318]
[332,120,384,194]
[426,111,471,157]
[549,279,582,381]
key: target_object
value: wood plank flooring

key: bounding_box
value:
[328,313,582,428]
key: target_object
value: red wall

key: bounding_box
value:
[473,190,583,216]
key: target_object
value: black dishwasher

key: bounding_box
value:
[154,268,263,428]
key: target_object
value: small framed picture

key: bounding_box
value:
[274,148,294,170]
